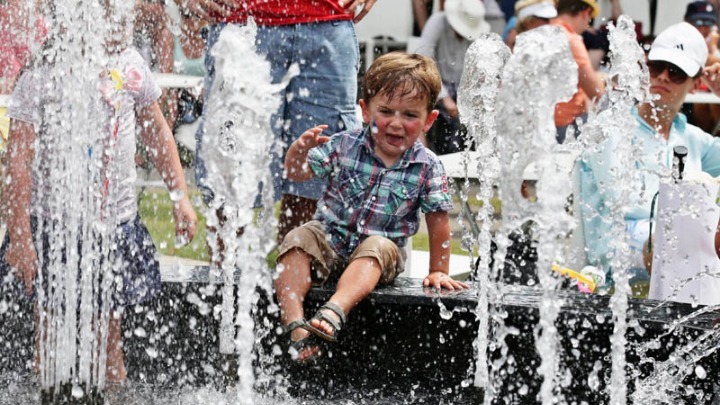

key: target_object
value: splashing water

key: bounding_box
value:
[576,16,649,404]
[200,21,295,403]
[5,0,139,398]
[455,33,510,395]
[494,25,577,405]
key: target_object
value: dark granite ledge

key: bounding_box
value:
[160,265,720,332]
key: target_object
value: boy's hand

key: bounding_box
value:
[173,196,198,246]
[423,271,469,291]
[7,239,38,295]
[295,125,330,154]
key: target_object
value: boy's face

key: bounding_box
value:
[359,89,438,165]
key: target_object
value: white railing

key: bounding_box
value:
[0,73,203,108]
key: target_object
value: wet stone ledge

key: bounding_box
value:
[1,264,719,404]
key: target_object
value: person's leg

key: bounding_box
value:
[275,247,313,330]
[274,221,336,360]
[276,194,316,245]
[105,313,126,383]
[309,236,402,336]
[274,21,361,242]
[193,23,224,206]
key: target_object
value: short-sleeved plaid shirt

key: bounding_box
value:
[307,127,454,259]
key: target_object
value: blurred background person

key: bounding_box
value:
[416,0,490,154]
[684,1,720,135]
[551,0,605,143]
[504,0,557,50]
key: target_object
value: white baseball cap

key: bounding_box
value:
[516,0,557,21]
[445,0,491,41]
[648,22,709,77]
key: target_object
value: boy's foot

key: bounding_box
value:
[285,319,321,362]
[307,302,346,343]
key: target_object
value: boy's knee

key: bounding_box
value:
[351,236,403,284]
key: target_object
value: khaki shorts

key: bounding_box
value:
[277,220,405,285]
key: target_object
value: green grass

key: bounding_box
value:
[137,186,497,262]
[137,188,209,262]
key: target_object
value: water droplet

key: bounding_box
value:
[169,189,185,202]
[695,365,707,379]
[145,347,159,358]
[175,234,189,249]
[71,385,84,399]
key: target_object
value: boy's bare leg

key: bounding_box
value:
[309,257,382,335]
[275,248,317,359]
[106,314,126,383]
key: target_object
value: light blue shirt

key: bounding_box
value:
[578,107,720,277]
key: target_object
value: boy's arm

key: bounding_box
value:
[137,102,197,244]
[284,125,330,182]
[423,211,469,290]
[5,119,38,294]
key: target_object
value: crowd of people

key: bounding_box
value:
[2,0,720,379]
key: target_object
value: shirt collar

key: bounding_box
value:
[632,106,688,137]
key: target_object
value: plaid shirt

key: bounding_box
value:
[308,127,454,259]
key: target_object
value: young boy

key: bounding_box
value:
[275,52,469,362]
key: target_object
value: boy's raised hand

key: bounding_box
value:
[285,125,330,181]
[295,125,330,153]
[423,271,469,291]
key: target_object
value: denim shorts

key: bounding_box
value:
[0,215,161,308]
[195,20,361,203]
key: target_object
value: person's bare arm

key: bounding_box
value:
[173,0,238,23]
[578,61,605,101]
[137,102,197,243]
[4,119,38,294]
[423,211,469,290]
[412,0,431,32]
[284,125,329,182]
[610,0,623,20]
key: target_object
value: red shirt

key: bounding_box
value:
[215,0,353,26]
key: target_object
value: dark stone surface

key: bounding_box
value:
[3,263,720,404]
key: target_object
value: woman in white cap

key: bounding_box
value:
[505,0,557,50]
[414,0,490,154]
[578,22,720,290]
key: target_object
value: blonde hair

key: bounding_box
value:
[362,52,442,112]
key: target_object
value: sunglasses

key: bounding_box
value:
[692,19,716,27]
[647,60,690,84]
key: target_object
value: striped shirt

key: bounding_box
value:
[308,127,454,258]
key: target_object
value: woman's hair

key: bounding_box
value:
[362,52,442,112]
[556,0,591,16]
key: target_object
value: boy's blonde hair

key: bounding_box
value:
[362,52,441,112]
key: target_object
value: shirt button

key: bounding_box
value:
[371,196,376,201]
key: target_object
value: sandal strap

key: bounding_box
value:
[319,302,346,328]
[284,318,308,334]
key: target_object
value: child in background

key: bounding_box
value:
[275,52,469,362]
[1,2,197,383]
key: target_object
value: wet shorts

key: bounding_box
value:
[277,220,405,285]
[0,215,161,308]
